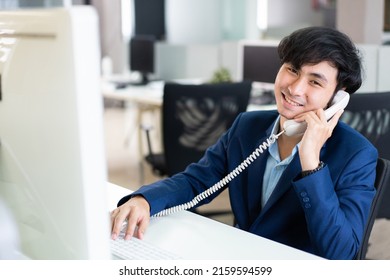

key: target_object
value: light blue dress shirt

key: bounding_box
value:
[261,117,299,207]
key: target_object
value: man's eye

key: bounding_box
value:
[287,67,298,74]
[310,80,322,86]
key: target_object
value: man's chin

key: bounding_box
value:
[278,111,298,121]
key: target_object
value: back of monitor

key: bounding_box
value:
[0,7,111,259]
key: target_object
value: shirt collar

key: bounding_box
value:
[268,115,300,164]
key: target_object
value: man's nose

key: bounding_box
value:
[288,77,307,96]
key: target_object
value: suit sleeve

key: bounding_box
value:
[292,145,377,260]
[117,113,251,215]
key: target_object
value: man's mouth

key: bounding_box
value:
[283,93,304,107]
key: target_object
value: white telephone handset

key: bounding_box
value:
[283,90,350,136]
[152,90,350,217]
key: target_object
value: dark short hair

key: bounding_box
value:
[277,26,362,94]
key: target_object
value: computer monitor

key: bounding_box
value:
[129,35,155,85]
[134,0,166,41]
[237,40,281,91]
[0,7,111,259]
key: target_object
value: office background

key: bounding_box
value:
[4,1,388,91]
[97,0,390,260]
[3,0,390,259]
[87,0,389,93]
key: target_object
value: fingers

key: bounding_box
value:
[298,108,344,170]
[110,196,151,241]
[137,219,149,239]
[127,210,150,240]
[295,108,344,133]
[313,108,344,136]
[327,109,344,128]
[110,206,129,240]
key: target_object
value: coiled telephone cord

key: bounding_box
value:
[152,130,285,218]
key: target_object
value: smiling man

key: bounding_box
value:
[111,27,378,260]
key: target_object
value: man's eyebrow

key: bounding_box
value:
[309,72,328,83]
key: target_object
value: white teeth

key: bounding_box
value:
[285,95,302,106]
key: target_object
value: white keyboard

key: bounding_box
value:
[110,234,182,260]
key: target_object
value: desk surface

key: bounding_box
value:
[102,80,277,111]
[107,183,323,260]
[102,81,164,107]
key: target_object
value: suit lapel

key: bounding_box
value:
[258,154,302,216]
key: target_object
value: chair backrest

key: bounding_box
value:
[340,92,390,219]
[340,92,390,159]
[162,81,251,176]
[355,157,390,259]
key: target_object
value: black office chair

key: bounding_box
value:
[341,92,390,219]
[144,81,251,177]
[355,157,390,259]
[143,81,251,218]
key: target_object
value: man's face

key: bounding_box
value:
[274,61,339,121]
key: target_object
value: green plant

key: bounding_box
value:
[209,67,232,83]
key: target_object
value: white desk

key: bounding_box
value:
[102,80,277,111]
[107,182,323,260]
[102,80,164,107]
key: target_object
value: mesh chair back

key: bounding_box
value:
[162,82,251,176]
[341,92,390,159]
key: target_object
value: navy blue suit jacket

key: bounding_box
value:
[119,110,377,259]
